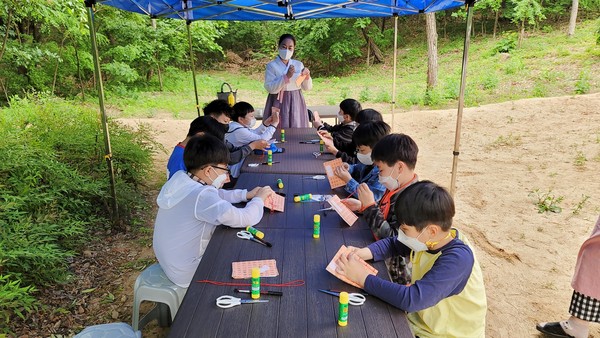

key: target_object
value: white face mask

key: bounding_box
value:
[356,152,373,165]
[246,117,257,128]
[397,228,428,252]
[378,166,399,190]
[279,48,293,61]
[209,167,228,189]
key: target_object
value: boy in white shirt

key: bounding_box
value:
[153,134,274,287]
[225,102,280,177]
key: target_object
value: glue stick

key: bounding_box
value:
[338,292,349,326]
[313,214,320,239]
[319,139,324,152]
[281,129,285,142]
[293,193,312,202]
[277,178,284,189]
[246,226,265,239]
[267,150,273,166]
[251,267,260,299]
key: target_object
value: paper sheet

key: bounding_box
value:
[264,193,285,212]
[326,245,378,289]
[295,74,307,87]
[232,259,279,279]
[323,158,346,189]
[327,195,358,226]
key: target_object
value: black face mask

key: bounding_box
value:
[220,123,229,133]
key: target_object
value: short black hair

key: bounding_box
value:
[371,133,418,169]
[203,99,233,118]
[394,180,455,231]
[339,99,362,121]
[278,34,296,47]
[184,134,230,172]
[355,109,383,124]
[232,101,254,122]
[352,121,391,148]
[187,116,226,140]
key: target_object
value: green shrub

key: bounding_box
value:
[494,32,518,54]
[575,71,591,94]
[0,95,158,329]
[359,87,371,102]
[0,274,38,332]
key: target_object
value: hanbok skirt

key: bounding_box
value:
[264,89,309,128]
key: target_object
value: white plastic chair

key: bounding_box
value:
[74,322,141,338]
[131,263,187,331]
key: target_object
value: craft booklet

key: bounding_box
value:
[326,245,378,289]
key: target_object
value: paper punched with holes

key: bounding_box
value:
[232,259,279,279]
[264,193,285,212]
[323,158,346,189]
[327,195,358,226]
[326,245,378,289]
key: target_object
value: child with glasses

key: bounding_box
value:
[154,135,274,287]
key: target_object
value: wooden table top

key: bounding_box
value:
[240,128,336,175]
[234,173,366,230]
[168,226,413,338]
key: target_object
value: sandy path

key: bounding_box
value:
[119,92,600,337]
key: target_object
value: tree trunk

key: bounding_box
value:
[568,0,579,37]
[52,36,67,95]
[0,9,11,61]
[366,42,370,66]
[519,20,524,47]
[361,28,383,63]
[425,12,438,89]
[493,9,499,38]
[380,18,386,34]
[74,46,85,101]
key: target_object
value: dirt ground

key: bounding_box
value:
[88,93,600,337]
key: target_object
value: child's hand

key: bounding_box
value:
[250,139,269,150]
[271,109,280,126]
[335,252,370,288]
[346,246,374,261]
[246,187,261,200]
[256,186,274,201]
[341,197,362,211]
[357,183,375,208]
[317,130,332,140]
[333,165,352,183]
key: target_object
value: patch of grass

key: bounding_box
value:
[571,195,590,215]
[487,133,523,149]
[575,70,591,94]
[574,150,587,167]
[529,189,564,214]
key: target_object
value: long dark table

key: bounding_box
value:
[169,226,414,338]
[234,173,367,230]
[240,128,335,175]
[168,172,414,337]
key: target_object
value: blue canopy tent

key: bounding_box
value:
[83,0,475,219]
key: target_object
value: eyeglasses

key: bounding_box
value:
[211,165,231,175]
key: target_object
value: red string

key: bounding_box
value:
[197,279,305,287]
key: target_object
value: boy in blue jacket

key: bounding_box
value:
[333,121,390,203]
[335,181,487,337]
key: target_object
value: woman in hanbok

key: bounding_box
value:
[537,214,600,338]
[263,34,312,128]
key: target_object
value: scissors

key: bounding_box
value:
[303,175,326,180]
[216,295,269,308]
[318,289,366,306]
[236,231,272,247]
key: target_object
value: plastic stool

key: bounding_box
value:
[74,322,141,338]
[132,263,187,331]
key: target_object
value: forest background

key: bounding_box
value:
[0,0,600,335]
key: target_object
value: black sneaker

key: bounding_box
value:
[536,322,575,338]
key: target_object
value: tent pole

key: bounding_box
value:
[84,0,119,221]
[391,15,398,131]
[186,20,201,116]
[450,0,475,196]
